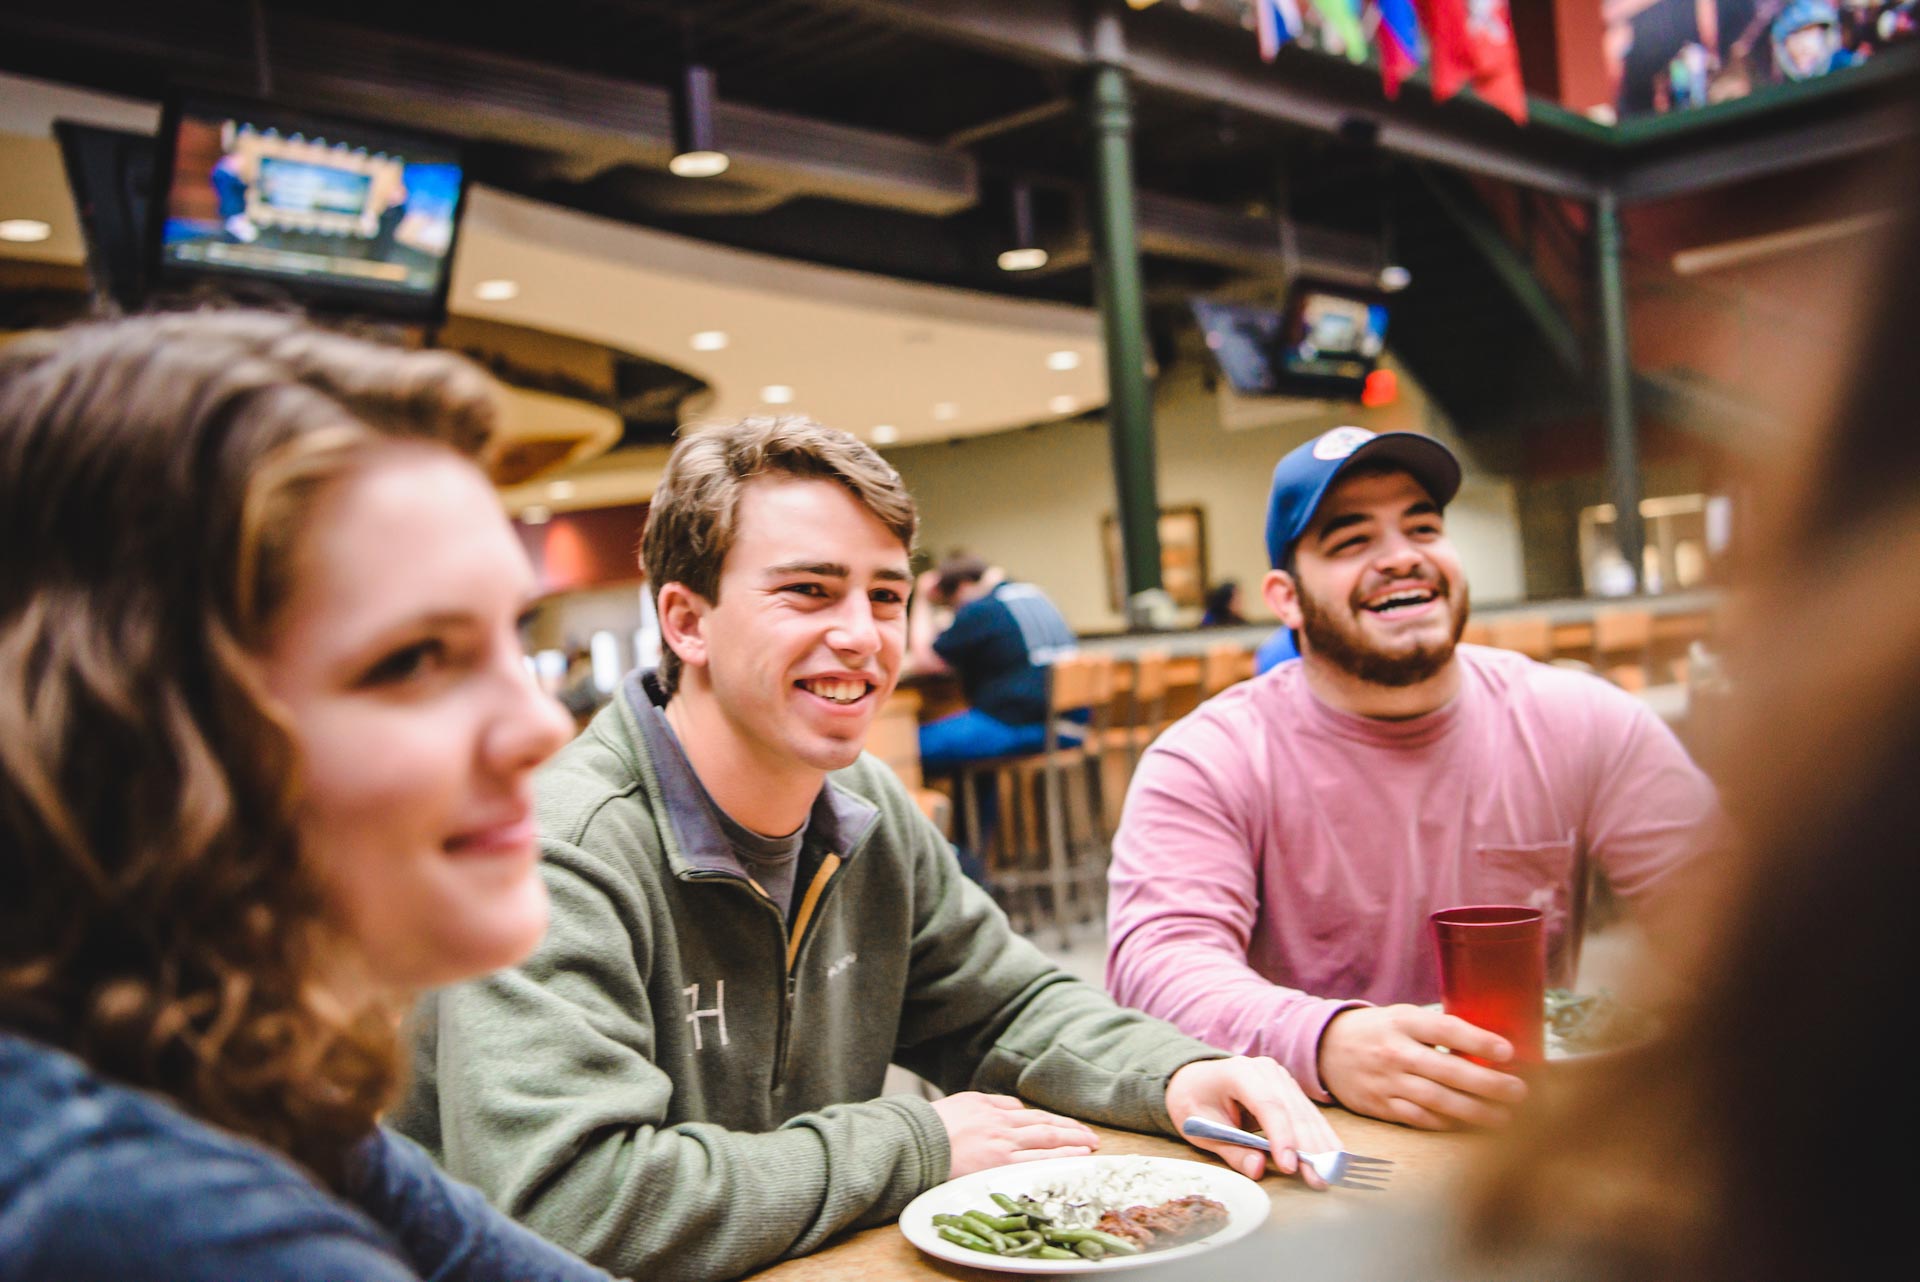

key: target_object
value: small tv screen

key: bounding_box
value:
[1273,280,1389,398]
[1192,283,1389,401]
[1190,298,1289,396]
[151,93,466,322]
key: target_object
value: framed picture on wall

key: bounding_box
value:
[1103,504,1209,611]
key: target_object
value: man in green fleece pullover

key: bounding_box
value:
[394,417,1339,1282]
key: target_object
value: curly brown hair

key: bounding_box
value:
[641,415,917,697]
[0,309,500,1188]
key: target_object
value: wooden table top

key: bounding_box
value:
[748,1110,1480,1281]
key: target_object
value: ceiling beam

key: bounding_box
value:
[0,6,977,216]
[819,0,1606,198]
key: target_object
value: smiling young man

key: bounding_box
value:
[1105,426,1721,1132]
[396,417,1342,1282]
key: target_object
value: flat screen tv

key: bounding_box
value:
[1189,298,1290,397]
[149,93,467,323]
[1192,282,1389,401]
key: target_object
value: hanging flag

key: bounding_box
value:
[1308,0,1369,64]
[1254,0,1304,63]
[1374,0,1426,99]
[1412,0,1528,123]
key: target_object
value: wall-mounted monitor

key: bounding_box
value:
[1272,279,1390,400]
[1190,298,1290,397]
[1191,280,1389,402]
[149,93,467,323]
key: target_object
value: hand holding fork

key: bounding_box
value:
[1182,1117,1394,1190]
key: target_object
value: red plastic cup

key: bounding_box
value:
[1430,905,1546,1067]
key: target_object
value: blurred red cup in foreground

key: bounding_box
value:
[1430,905,1546,1067]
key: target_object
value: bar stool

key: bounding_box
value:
[984,653,1116,948]
[1099,649,1170,832]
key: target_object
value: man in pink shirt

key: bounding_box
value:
[1106,426,1718,1130]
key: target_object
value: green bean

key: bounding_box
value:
[1044,1228,1143,1255]
[1003,1230,1045,1258]
[959,1214,1012,1251]
[1033,1246,1079,1260]
[965,1210,1029,1233]
[1073,1240,1107,1261]
[990,1193,1024,1217]
[1013,1196,1055,1225]
[937,1226,996,1253]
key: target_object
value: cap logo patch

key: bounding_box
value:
[1313,426,1375,461]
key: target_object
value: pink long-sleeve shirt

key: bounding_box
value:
[1105,645,1718,1099]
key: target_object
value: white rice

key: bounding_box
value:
[1021,1157,1211,1230]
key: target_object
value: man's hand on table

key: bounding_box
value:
[1165,1057,1337,1189]
[932,1092,1098,1178]
[1318,1005,1528,1131]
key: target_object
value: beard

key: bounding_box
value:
[1296,575,1470,688]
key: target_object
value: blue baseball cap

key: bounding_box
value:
[1264,426,1462,568]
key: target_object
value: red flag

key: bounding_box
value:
[1412,0,1528,123]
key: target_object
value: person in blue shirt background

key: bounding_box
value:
[1255,622,1300,674]
[908,555,1080,879]
[908,554,1080,766]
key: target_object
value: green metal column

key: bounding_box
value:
[1085,55,1162,620]
[1595,187,1646,592]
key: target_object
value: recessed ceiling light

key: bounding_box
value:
[474,279,519,301]
[761,385,795,405]
[933,402,957,421]
[1046,350,1081,371]
[871,424,899,445]
[1378,264,1413,292]
[519,504,552,526]
[997,247,1049,272]
[0,219,52,243]
[1049,395,1077,414]
[690,330,729,351]
[546,481,576,500]
[669,150,730,178]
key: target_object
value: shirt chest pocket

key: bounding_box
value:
[1470,836,1582,983]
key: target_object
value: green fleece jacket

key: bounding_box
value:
[393,678,1223,1282]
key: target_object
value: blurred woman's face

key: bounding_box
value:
[259,449,573,992]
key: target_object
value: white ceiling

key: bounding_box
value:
[0,71,1110,512]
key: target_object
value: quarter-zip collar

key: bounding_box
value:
[622,670,881,883]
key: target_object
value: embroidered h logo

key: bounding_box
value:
[683,981,729,1051]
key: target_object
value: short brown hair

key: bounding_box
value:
[935,553,990,603]
[642,416,917,696]
[0,309,498,1188]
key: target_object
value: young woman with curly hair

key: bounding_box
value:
[0,310,610,1281]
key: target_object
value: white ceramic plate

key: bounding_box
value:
[899,1154,1269,1274]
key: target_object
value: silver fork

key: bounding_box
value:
[1181,1117,1394,1190]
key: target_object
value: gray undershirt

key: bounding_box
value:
[708,802,805,919]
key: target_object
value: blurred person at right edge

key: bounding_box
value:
[1170,81,1920,1282]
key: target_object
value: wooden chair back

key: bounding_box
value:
[1488,614,1553,660]
[1593,608,1655,691]
[1048,651,1115,716]
[866,688,924,792]
[1200,642,1250,698]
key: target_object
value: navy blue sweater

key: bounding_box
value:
[0,1032,610,1282]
